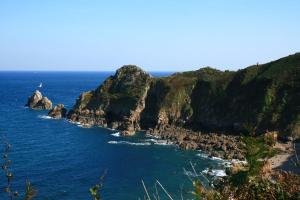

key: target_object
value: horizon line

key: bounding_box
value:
[0,51,298,73]
[0,69,175,73]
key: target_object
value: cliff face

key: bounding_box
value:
[68,53,300,137]
[67,65,151,135]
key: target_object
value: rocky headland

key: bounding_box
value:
[26,90,52,110]
[67,65,152,134]
[23,53,300,160]
[65,53,300,159]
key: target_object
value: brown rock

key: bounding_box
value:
[26,90,52,110]
[48,104,67,119]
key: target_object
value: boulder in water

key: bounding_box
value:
[26,90,52,110]
[48,104,67,119]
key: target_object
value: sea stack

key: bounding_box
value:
[26,90,52,110]
[48,104,67,119]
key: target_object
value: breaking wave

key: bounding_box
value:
[111,132,121,137]
[144,138,173,146]
[196,153,224,161]
[202,168,227,177]
[38,115,52,120]
[108,141,151,146]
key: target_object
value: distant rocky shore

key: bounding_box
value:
[25,53,300,161]
[66,53,300,140]
[147,126,246,160]
[26,90,67,119]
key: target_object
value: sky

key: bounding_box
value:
[0,0,299,72]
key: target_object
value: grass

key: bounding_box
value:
[191,134,300,200]
[229,136,274,186]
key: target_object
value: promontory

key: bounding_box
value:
[67,53,300,140]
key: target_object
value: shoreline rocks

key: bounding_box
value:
[146,126,246,160]
[67,65,152,135]
[48,104,67,119]
[66,53,300,140]
[26,90,52,110]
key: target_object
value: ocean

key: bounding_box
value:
[0,72,224,200]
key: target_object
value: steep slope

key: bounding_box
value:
[68,53,300,137]
[190,53,300,137]
[67,65,151,135]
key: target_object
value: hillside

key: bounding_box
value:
[67,53,300,137]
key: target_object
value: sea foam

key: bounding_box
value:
[38,115,52,120]
[111,132,121,137]
[202,168,227,177]
[196,153,224,162]
[144,138,173,146]
[108,141,151,146]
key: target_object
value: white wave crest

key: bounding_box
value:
[108,141,151,146]
[202,168,227,177]
[196,152,225,162]
[196,151,248,168]
[68,120,81,125]
[69,121,92,128]
[111,132,121,137]
[144,138,173,145]
[154,140,173,145]
[231,159,248,165]
[38,115,52,120]
[145,134,160,139]
[144,138,157,142]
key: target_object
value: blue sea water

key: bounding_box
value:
[0,72,223,200]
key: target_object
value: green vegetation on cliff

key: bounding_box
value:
[68,53,300,137]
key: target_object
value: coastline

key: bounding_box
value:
[146,126,246,160]
[45,114,247,164]
[44,114,300,176]
[65,113,247,161]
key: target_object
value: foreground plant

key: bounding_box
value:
[89,170,107,200]
[141,179,175,200]
[1,136,37,200]
[192,136,300,200]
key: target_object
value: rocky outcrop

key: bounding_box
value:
[67,65,152,135]
[48,104,67,119]
[68,53,300,138]
[146,126,246,160]
[26,90,52,110]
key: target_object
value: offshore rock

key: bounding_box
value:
[26,90,52,110]
[48,104,67,119]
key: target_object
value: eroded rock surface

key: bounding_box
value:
[48,104,67,119]
[68,53,300,139]
[146,126,246,160]
[26,90,52,110]
[67,65,152,135]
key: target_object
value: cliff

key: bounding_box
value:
[67,65,151,135]
[67,53,300,137]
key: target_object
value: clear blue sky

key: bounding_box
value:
[0,0,299,71]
